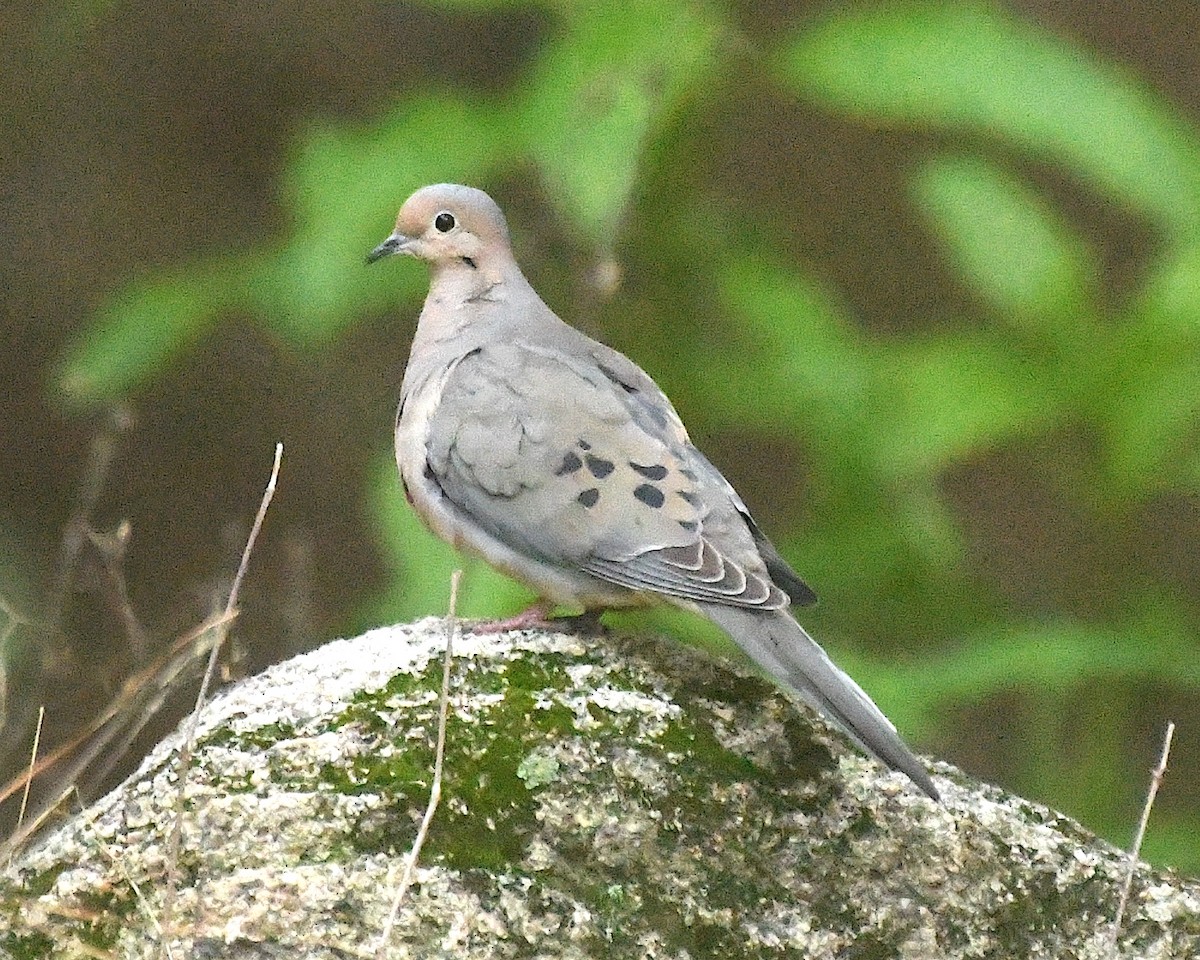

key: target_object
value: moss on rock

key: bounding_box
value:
[1,619,1197,958]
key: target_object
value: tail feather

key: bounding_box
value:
[701,604,939,800]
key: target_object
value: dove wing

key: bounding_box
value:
[423,341,794,611]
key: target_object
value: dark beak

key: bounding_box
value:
[365,232,409,265]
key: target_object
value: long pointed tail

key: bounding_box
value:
[701,604,939,800]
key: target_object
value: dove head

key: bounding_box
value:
[367,184,514,275]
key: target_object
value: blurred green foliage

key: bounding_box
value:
[57,1,1200,871]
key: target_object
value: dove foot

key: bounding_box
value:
[470,603,607,636]
[470,601,556,634]
[551,609,607,635]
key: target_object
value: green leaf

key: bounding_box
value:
[912,155,1093,319]
[518,1,723,247]
[57,267,230,406]
[1136,242,1200,336]
[717,253,1055,476]
[781,3,1200,239]
[1097,329,1200,494]
[873,331,1056,475]
[847,611,1200,734]
[715,254,870,437]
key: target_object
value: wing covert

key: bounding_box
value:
[424,341,792,611]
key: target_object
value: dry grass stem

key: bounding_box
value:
[0,608,236,861]
[6,784,73,861]
[374,569,462,958]
[13,705,45,850]
[1111,720,1176,949]
[159,442,283,954]
[0,595,24,730]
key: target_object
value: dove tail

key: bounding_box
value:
[700,604,939,800]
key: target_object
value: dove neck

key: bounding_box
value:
[406,264,559,385]
[425,252,517,303]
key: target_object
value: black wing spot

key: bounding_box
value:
[577,439,592,450]
[585,455,615,478]
[630,462,668,481]
[597,361,638,394]
[678,467,698,481]
[555,451,583,475]
[678,519,698,532]
[677,490,699,506]
[423,461,447,500]
[578,488,600,508]
[633,484,665,508]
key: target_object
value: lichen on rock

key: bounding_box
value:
[2,619,1198,958]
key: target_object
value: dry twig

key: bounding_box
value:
[50,406,132,635]
[86,518,150,659]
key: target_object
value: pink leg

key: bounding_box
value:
[470,600,556,634]
[470,602,606,635]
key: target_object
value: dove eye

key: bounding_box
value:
[434,212,456,233]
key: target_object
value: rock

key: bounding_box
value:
[2,619,1198,958]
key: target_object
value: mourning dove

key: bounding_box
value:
[369,184,939,800]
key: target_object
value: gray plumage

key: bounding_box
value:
[370,183,938,800]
